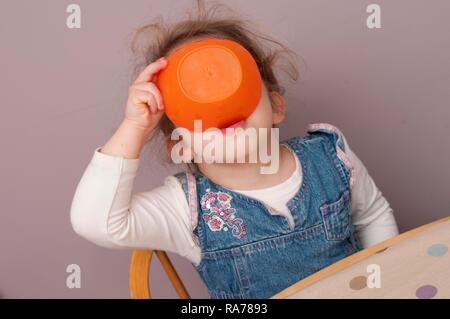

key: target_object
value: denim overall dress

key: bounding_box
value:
[174,123,362,299]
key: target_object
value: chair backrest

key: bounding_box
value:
[129,249,190,299]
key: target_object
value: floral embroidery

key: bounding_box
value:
[207,215,224,231]
[200,191,246,239]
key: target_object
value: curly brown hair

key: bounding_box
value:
[129,0,300,169]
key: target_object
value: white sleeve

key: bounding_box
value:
[341,135,400,248]
[70,146,201,265]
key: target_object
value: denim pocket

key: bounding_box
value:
[320,190,351,241]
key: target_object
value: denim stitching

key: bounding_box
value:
[200,223,324,259]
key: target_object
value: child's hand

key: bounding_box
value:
[124,57,168,133]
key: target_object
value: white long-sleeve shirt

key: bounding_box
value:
[70,130,399,266]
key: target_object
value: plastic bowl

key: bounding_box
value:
[156,37,262,131]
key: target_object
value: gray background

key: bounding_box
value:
[1,0,449,298]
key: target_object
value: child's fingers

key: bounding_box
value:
[132,90,158,113]
[134,57,168,84]
[147,94,158,113]
[131,82,164,110]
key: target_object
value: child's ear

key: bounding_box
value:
[270,91,286,125]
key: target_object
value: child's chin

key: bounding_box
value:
[201,148,258,164]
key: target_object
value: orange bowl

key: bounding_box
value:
[156,38,262,131]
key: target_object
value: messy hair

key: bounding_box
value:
[129,0,300,169]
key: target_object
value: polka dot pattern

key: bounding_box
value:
[427,243,448,257]
[349,276,367,290]
[416,285,437,299]
[410,243,447,298]
[334,218,450,299]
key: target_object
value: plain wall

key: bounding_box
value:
[1,0,449,298]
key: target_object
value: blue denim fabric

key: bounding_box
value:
[174,128,362,299]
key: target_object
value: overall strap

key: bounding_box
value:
[307,123,356,189]
[173,171,200,246]
[185,172,200,246]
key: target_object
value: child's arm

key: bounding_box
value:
[70,57,200,265]
[70,146,201,265]
[342,135,399,248]
[99,57,168,160]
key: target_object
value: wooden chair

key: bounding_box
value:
[129,250,190,299]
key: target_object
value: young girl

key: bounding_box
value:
[70,3,398,299]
